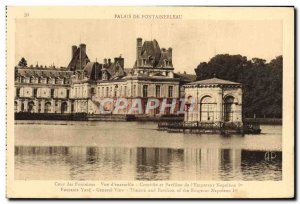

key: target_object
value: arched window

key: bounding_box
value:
[200,96,216,122]
[28,101,35,113]
[61,102,68,114]
[45,102,51,113]
[224,96,235,122]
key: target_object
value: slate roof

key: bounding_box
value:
[67,45,90,71]
[16,67,73,79]
[83,62,102,80]
[174,73,197,83]
[187,77,241,86]
[141,39,161,67]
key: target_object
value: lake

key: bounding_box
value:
[14,121,282,181]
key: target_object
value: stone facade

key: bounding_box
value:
[14,38,191,115]
[184,78,242,124]
[14,66,73,114]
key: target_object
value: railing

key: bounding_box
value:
[158,121,244,130]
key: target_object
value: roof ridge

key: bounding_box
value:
[187,77,240,85]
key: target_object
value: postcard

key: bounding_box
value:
[6,6,294,198]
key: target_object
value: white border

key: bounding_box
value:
[1,0,298,203]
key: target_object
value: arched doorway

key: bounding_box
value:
[61,102,68,114]
[28,101,35,113]
[224,96,235,122]
[200,96,216,122]
[45,102,52,113]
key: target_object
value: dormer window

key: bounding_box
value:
[148,56,154,64]
[164,59,169,67]
[102,71,107,80]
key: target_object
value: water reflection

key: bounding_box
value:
[15,146,282,181]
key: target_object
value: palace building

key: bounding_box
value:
[14,38,192,116]
[14,66,73,113]
[14,38,243,123]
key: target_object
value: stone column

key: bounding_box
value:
[235,103,242,122]
[75,100,78,113]
[216,89,223,122]
[34,99,38,113]
[24,99,28,112]
[16,100,20,112]
[40,99,45,113]
[197,103,200,122]
[57,100,62,113]
[232,103,237,122]
[51,99,55,113]
[67,101,71,113]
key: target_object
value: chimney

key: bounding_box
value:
[168,47,172,60]
[72,45,77,58]
[108,58,111,65]
[114,57,124,68]
[79,43,86,54]
[103,58,107,65]
[136,38,143,67]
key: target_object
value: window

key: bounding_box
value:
[91,88,95,95]
[168,86,173,98]
[114,88,117,97]
[124,86,127,96]
[51,89,55,98]
[200,96,216,122]
[28,101,35,113]
[155,85,161,98]
[33,88,37,97]
[38,102,41,113]
[106,87,109,97]
[143,85,148,98]
[45,102,51,113]
[102,87,104,97]
[16,88,20,97]
[61,102,68,114]
[224,96,235,122]
[133,85,136,97]
[21,102,25,111]
[66,90,70,98]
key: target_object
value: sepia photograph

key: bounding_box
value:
[6,6,294,198]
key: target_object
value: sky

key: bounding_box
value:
[15,19,282,74]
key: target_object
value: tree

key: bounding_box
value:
[18,57,27,67]
[194,54,283,118]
